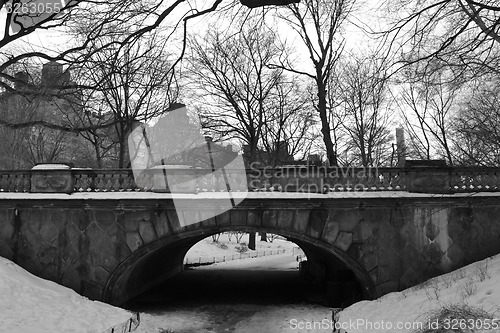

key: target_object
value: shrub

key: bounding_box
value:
[235,243,248,253]
[424,279,441,301]
[451,268,467,282]
[416,304,495,333]
[475,260,490,282]
[459,278,478,299]
[441,276,453,289]
[217,243,228,250]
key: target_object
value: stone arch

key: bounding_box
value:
[102,224,375,306]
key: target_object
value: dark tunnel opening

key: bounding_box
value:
[105,228,373,311]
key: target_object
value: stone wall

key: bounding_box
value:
[0,195,499,305]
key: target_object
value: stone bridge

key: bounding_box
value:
[0,166,500,306]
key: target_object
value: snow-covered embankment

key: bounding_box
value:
[0,257,138,333]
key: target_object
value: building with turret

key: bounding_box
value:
[0,61,88,169]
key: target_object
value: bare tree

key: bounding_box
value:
[275,0,356,166]
[332,56,393,167]
[189,24,314,165]
[379,0,500,79]
[0,0,231,136]
[211,233,221,243]
[396,63,459,165]
[64,105,117,168]
[260,77,317,165]
[0,0,304,92]
[453,78,500,165]
[234,231,245,244]
[70,32,179,168]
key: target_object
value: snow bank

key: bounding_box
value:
[31,164,71,170]
[337,255,500,333]
[0,257,137,333]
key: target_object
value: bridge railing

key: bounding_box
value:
[0,170,31,192]
[247,167,406,192]
[449,167,500,192]
[0,166,500,194]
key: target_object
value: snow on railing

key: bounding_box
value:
[0,166,500,194]
[0,170,30,192]
[449,167,500,192]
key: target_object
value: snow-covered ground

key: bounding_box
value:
[194,251,301,271]
[337,254,500,333]
[185,232,301,263]
[0,257,137,333]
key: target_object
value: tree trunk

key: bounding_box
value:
[248,232,256,250]
[94,142,102,168]
[117,122,127,168]
[260,231,267,242]
[317,79,338,166]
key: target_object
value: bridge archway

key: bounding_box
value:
[102,225,375,306]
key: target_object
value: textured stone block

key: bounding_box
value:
[445,243,465,266]
[430,208,449,229]
[334,232,353,252]
[332,209,361,231]
[31,169,73,193]
[425,221,440,241]
[125,232,143,252]
[40,223,59,246]
[231,210,247,225]
[262,210,277,228]
[375,280,399,297]
[307,210,326,239]
[361,253,377,272]
[92,266,110,286]
[199,209,217,226]
[139,221,157,244]
[62,263,83,291]
[0,209,15,240]
[406,168,450,193]
[322,220,340,244]
[123,211,150,232]
[166,210,182,231]
[293,210,310,233]
[216,210,231,226]
[94,210,117,230]
[81,280,104,300]
[247,210,262,226]
[277,210,295,230]
[181,210,200,228]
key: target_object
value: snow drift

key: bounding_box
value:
[0,257,137,333]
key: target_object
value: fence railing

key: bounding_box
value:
[1,166,500,194]
[102,312,140,333]
[184,249,287,266]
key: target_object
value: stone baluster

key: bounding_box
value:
[381,171,392,190]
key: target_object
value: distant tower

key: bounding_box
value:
[276,141,290,163]
[396,127,406,166]
[14,71,29,90]
[41,61,70,87]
